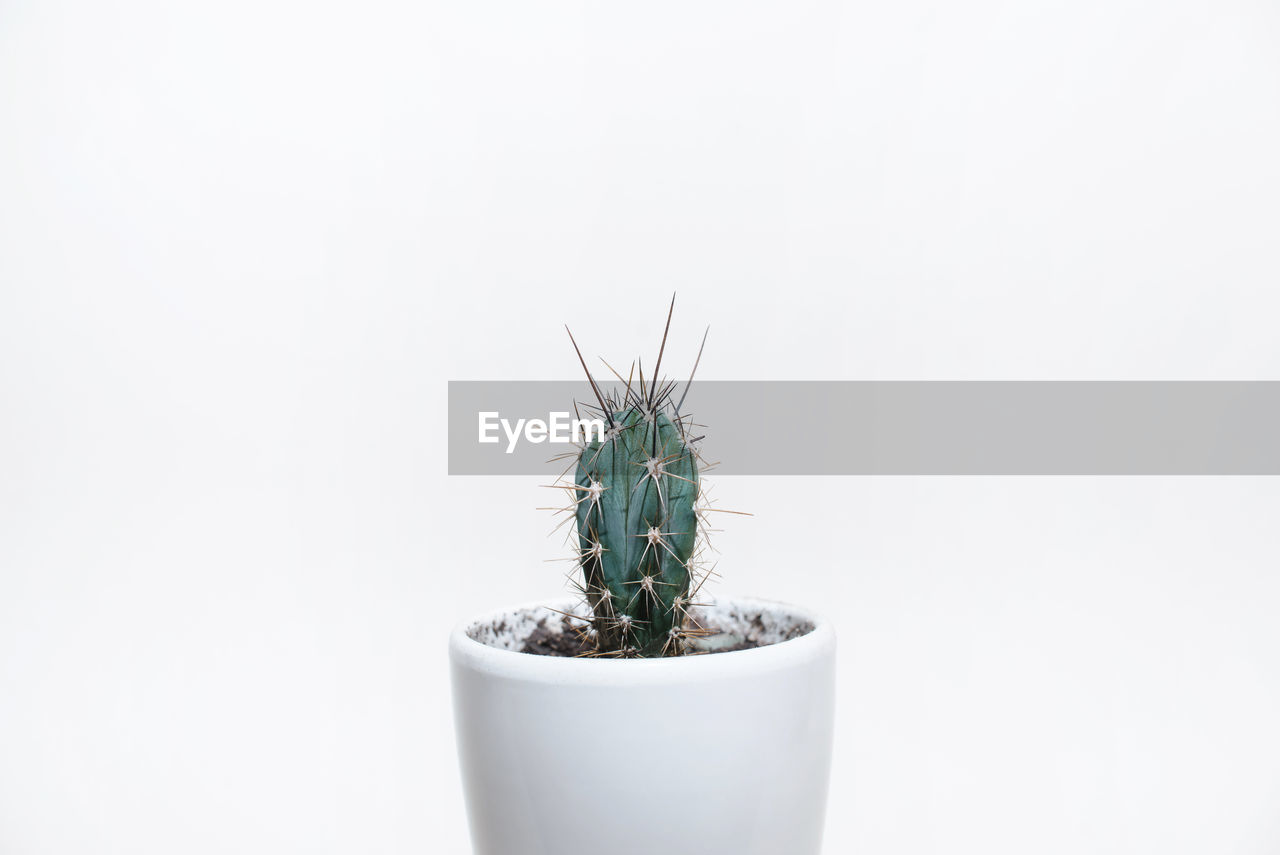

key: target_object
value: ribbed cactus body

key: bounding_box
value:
[575,406,699,657]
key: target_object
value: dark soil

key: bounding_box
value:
[521,616,594,657]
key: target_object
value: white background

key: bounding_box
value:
[3,1,1280,852]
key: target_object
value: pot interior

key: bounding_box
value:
[465,598,816,656]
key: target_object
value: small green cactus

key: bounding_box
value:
[561,300,712,657]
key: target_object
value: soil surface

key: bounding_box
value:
[520,617,594,657]
[518,613,809,658]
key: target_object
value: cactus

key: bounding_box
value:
[560,300,712,657]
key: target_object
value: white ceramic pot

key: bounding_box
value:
[449,596,836,855]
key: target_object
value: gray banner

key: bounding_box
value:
[448,381,1280,475]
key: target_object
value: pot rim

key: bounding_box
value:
[449,595,835,687]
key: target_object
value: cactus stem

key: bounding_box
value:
[561,305,715,657]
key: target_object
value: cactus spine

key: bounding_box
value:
[562,300,710,657]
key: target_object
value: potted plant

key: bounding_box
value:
[450,303,837,855]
